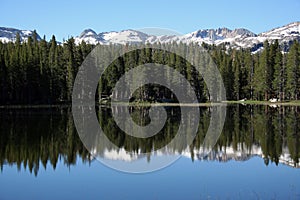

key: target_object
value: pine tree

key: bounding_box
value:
[244,50,254,99]
[233,51,241,100]
[272,48,286,100]
[263,41,274,100]
[48,35,58,102]
[286,41,300,100]
[64,38,76,101]
[0,42,8,104]
[39,36,49,102]
[254,41,271,100]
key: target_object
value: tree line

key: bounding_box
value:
[0,33,299,104]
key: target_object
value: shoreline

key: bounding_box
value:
[0,100,300,108]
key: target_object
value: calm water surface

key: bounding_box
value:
[0,105,299,199]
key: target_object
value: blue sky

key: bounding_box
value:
[1,0,300,41]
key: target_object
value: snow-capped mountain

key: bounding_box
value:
[178,27,257,45]
[74,22,300,52]
[1,22,300,52]
[75,29,149,45]
[228,22,300,51]
[74,27,258,46]
[0,27,41,43]
[75,29,103,44]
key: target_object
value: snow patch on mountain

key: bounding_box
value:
[103,29,149,44]
[0,27,41,43]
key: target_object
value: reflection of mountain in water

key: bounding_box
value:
[0,105,299,176]
[100,145,299,168]
[195,145,299,168]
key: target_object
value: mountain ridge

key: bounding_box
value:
[70,21,300,52]
[1,22,300,52]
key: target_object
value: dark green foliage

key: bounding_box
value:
[286,40,300,100]
[0,36,300,104]
[272,45,286,101]
[0,37,92,104]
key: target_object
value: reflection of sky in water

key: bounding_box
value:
[0,156,300,200]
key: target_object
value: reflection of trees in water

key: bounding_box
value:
[0,108,92,176]
[98,105,182,153]
[212,105,300,167]
[0,105,299,176]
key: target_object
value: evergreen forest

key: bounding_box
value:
[0,32,300,104]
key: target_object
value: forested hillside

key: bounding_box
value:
[0,33,299,104]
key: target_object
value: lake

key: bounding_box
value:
[0,105,299,199]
